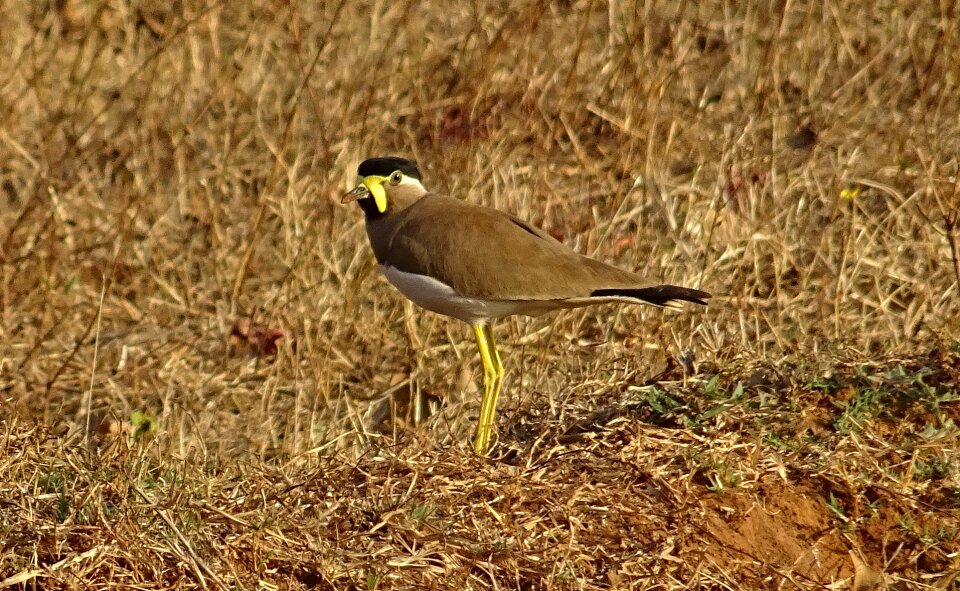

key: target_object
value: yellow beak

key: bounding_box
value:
[341,176,387,213]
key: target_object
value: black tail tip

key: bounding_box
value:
[592,286,711,307]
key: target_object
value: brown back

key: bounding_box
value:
[366,193,655,300]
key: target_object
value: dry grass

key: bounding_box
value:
[1,0,959,589]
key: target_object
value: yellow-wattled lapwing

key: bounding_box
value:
[343,157,709,453]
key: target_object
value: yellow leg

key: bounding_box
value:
[472,323,504,454]
[480,324,504,433]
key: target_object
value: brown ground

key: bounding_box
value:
[2,1,960,589]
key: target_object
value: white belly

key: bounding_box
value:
[379,265,544,324]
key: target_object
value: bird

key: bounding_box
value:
[342,156,710,453]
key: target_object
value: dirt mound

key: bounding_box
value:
[698,477,851,583]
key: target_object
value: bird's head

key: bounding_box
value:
[341,156,426,216]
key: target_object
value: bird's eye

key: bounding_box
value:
[389,171,403,184]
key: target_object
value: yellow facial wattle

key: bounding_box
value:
[362,176,388,213]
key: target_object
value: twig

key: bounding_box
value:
[131,484,234,591]
[83,275,107,445]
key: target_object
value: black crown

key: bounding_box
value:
[358,157,421,180]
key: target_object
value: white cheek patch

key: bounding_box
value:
[399,177,426,192]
